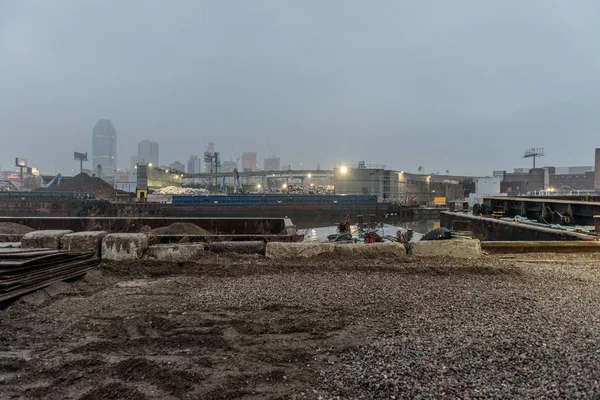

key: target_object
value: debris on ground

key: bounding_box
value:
[3,255,599,399]
[421,227,452,240]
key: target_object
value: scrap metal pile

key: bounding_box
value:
[258,185,335,195]
[0,248,99,302]
[154,186,209,195]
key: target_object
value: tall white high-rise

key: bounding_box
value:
[137,140,159,167]
[92,119,117,177]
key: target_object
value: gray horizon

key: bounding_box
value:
[2,0,600,176]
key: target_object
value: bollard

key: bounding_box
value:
[462,201,469,211]
[448,201,456,212]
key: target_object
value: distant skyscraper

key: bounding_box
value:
[169,161,185,172]
[137,140,159,167]
[242,152,257,172]
[92,119,117,177]
[264,157,280,171]
[223,161,237,173]
[130,155,139,170]
[204,142,215,172]
[187,155,200,174]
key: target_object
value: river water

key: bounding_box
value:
[302,219,439,243]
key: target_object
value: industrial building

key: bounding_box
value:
[92,119,117,177]
[495,163,597,194]
[333,164,470,204]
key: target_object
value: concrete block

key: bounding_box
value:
[334,242,408,260]
[60,231,107,257]
[147,243,205,260]
[412,239,482,259]
[266,242,335,259]
[101,233,148,261]
[207,241,266,255]
[0,242,21,249]
[21,230,73,249]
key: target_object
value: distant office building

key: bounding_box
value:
[137,140,159,167]
[264,157,280,171]
[187,155,200,174]
[130,155,139,170]
[92,119,117,177]
[242,152,257,172]
[204,142,215,172]
[169,161,185,172]
[223,161,237,173]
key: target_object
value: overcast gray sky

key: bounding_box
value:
[2,0,600,175]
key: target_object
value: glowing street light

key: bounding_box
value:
[148,163,153,167]
[307,173,312,178]
[340,165,348,174]
[282,183,288,189]
[257,184,262,189]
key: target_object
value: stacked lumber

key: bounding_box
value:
[0,248,99,302]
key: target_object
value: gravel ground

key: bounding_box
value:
[1,254,599,399]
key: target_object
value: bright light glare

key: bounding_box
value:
[308,173,312,178]
[282,184,288,189]
[257,184,262,189]
[148,163,152,167]
[340,166,348,174]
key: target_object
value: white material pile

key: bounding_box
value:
[154,186,209,195]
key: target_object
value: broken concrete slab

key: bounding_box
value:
[101,233,148,261]
[412,239,482,259]
[21,230,73,250]
[147,243,205,260]
[207,241,266,255]
[266,242,335,259]
[60,231,107,258]
[333,242,407,260]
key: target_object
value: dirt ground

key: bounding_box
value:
[1,254,599,399]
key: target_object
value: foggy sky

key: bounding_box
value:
[2,0,600,176]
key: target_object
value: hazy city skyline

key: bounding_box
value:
[2,1,600,175]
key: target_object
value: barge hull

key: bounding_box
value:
[440,212,596,241]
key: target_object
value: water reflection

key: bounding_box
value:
[302,219,439,243]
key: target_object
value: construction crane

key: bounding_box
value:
[233,168,243,193]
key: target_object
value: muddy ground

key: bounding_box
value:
[1,255,599,399]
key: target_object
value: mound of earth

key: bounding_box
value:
[150,222,210,235]
[0,222,34,235]
[39,173,122,199]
